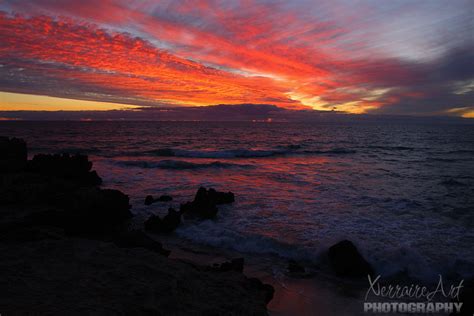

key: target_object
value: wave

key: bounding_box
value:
[31,147,102,155]
[304,148,357,155]
[116,159,253,170]
[176,221,315,261]
[439,178,468,186]
[138,146,356,158]
[176,221,474,282]
[426,157,464,163]
[144,148,288,158]
[367,145,415,151]
[446,149,474,155]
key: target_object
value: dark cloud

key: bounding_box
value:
[370,44,474,116]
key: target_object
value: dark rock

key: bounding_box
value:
[23,209,66,228]
[145,195,155,205]
[145,208,181,234]
[208,188,234,204]
[180,187,234,219]
[63,188,132,238]
[180,199,218,219]
[144,214,163,231]
[113,230,170,256]
[162,208,181,232]
[0,239,272,314]
[144,194,173,205]
[85,170,102,186]
[247,278,275,305]
[217,258,245,273]
[286,260,312,278]
[328,240,374,277]
[287,260,305,274]
[157,195,173,202]
[0,137,27,173]
[27,153,102,186]
[0,172,59,204]
[0,223,63,243]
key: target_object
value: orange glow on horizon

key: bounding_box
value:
[0,92,140,111]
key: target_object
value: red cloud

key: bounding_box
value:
[0,12,303,108]
[2,0,465,115]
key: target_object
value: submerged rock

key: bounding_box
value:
[158,194,173,202]
[328,240,374,277]
[180,187,234,219]
[0,137,27,173]
[144,194,173,205]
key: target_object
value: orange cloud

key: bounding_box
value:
[0,12,302,109]
[1,0,472,116]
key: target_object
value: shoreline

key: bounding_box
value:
[0,137,274,315]
[156,233,368,316]
[1,136,472,315]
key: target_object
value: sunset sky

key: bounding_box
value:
[0,0,473,117]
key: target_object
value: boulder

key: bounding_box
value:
[113,230,170,256]
[209,188,235,204]
[180,187,234,219]
[328,240,374,277]
[144,195,155,205]
[0,137,27,173]
[180,199,218,219]
[247,278,275,305]
[144,208,181,234]
[162,208,181,231]
[144,214,163,231]
[27,153,102,186]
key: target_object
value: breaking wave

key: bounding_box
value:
[116,159,253,170]
[177,221,474,282]
[135,146,357,158]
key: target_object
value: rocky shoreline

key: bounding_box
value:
[0,137,274,315]
[3,136,471,315]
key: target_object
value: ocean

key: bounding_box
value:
[2,120,473,282]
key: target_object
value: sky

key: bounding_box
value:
[0,0,473,118]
